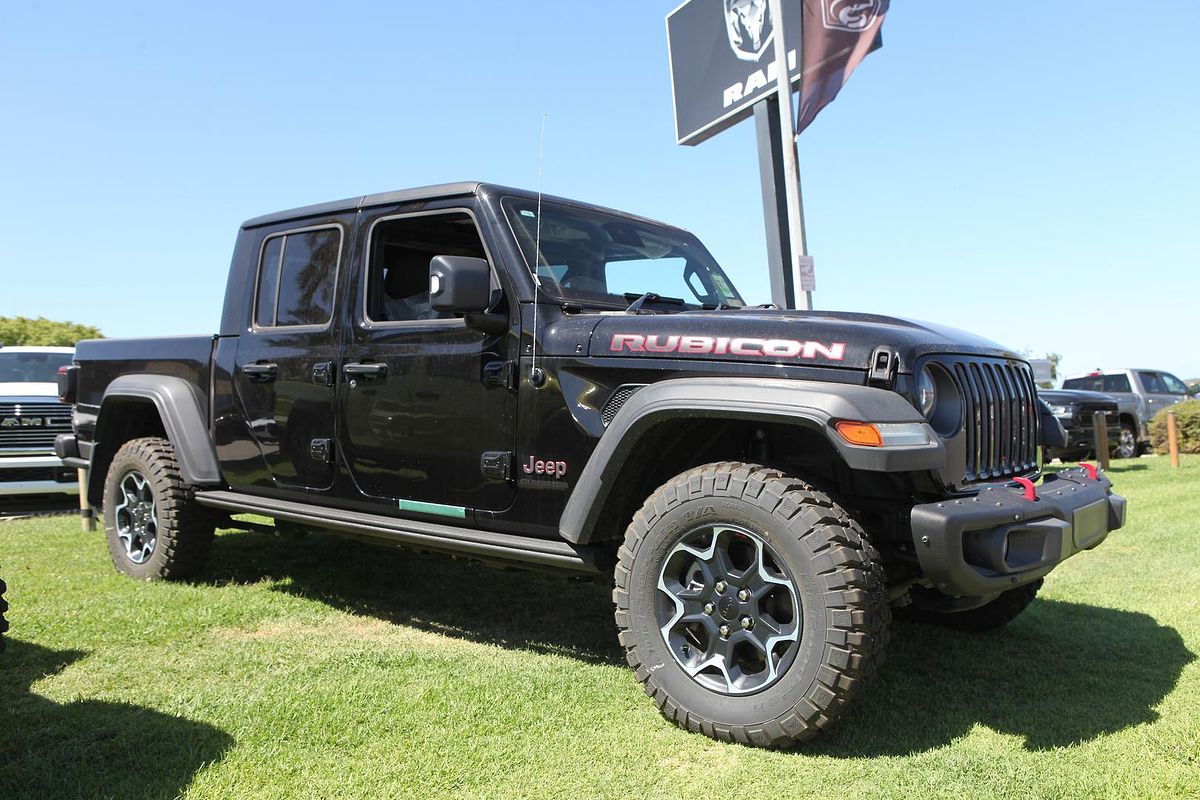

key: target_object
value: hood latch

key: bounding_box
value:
[868,346,899,390]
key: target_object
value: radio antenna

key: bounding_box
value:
[529,113,548,388]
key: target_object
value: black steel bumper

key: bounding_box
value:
[910,467,1126,597]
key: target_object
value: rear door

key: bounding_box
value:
[232,221,347,492]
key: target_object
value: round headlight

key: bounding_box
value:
[916,366,937,418]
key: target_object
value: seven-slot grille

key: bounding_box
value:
[0,401,72,452]
[934,357,1039,483]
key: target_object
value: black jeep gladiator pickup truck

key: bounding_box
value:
[56,182,1126,747]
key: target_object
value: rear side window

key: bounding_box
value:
[254,227,341,328]
[1139,372,1167,394]
[1102,374,1131,393]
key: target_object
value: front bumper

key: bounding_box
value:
[910,467,1125,597]
[0,454,80,496]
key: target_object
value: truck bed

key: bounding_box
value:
[74,335,215,412]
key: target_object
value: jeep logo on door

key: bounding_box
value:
[724,0,773,62]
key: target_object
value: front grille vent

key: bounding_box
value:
[601,385,645,428]
[933,358,1039,482]
[0,402,72,453]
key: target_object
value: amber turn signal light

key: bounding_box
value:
[834,421,883,447]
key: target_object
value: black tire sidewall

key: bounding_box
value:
[103,445,173,579]
[626,491,832,727]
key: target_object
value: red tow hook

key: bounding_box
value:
[1079,462,1100,481]
[1012,476,1038,501]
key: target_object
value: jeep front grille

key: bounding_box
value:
[934,358,1039,483]
[0,402,72,453]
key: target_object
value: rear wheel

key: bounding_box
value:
[102,437,215,580]
[1115,423,1138,459]
[614,462,889,747]
[903,579,1042,632]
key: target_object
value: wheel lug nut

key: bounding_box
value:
[737,588,750,601]
[714,580,727,593]
[719,624,731,638]
[703,602,715,615]
[740,617,754,630]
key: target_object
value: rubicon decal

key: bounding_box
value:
[610,334,846,361]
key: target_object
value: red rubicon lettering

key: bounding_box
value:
[609,334,846,361]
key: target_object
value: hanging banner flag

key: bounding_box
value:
[667,0,888,145]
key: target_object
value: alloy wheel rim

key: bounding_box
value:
[656,524,801,695]
[114,470,158,565]
[1118,429,1136,459]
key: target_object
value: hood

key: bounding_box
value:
[1038,389,1118,405]
[0,381,60,399]
[583,309,1021,372]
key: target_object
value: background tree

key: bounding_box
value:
[0,316,102,347]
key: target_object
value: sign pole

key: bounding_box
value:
[766,0,812,310]
[754,97,793,309]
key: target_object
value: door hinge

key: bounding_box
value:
[868,346,899,389]
[310,438,334,464]
[312,361,334,386]
[483,360,518,390]
[480,451,513,481]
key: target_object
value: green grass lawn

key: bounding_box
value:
[2,457,1198,799]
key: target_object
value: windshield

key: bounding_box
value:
[0,351,73,383]
[502,197,744,309]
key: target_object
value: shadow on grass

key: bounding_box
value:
[0,640,234,799]
[203,530,1193,753]
[202,529,624,665]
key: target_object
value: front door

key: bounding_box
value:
[337,207,516,515]
[232,221,346,491]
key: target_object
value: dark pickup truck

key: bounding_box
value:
[56,182,1126,747]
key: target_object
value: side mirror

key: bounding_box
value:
[1189,384,1200,397]
[429,256,492,313]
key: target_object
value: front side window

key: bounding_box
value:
[502,197,744,310]
[365,212,490,323]
[254,227,341,328]
[1161,373,1190,395]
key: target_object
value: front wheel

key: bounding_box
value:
[614,462,890,747]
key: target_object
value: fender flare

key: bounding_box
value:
[559,377,944,545]
[90,375,222,495]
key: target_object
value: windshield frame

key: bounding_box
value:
[500,195,745,311]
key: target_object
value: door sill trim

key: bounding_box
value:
[194,490,603,574]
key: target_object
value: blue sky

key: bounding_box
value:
[1,1,1196,383]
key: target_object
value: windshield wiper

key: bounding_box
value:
[624,292,686,315]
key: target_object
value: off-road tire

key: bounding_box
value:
[903,578,1043,632]
[1114,423,1138,460]
[0,569,8,655]
[102,437,215,580]
[614,462,890,748]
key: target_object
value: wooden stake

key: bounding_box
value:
[77,468,95,531]
[1168,411,1180,469]
[1093,411,1111,470]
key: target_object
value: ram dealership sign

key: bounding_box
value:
[667,0,885,145]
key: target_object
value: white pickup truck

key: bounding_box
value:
[0,346,78,497]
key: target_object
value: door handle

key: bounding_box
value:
[343,362,388,379]
[242,362,278,383]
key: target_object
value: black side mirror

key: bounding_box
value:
[429,256,492,313]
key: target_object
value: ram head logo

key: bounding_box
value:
[724,0,774,62]
[820,0,882,32]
